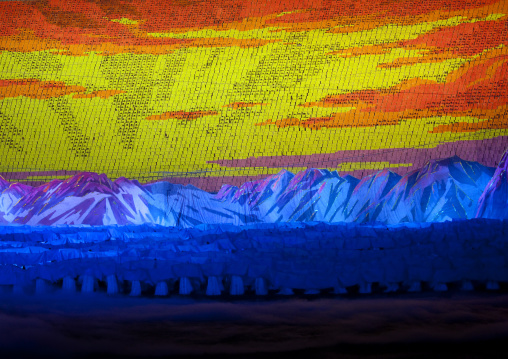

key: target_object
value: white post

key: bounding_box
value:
[130,281,142,296]
[460,280,474,291]
[486,281,500,290]
[155,281,169,296]
[304,289,320,295]
[106,275,119,295]
[81,275,95,293]
[277,287,294,295]
[206,276,221,296]
[383,283,399,293]
[433,282,448,292]
[408,281,421,292]
[230,276,244,295]
[179,277,193,295]
[359,282,372,294]
[255,278,267,296]
[333,285,347,294]
[63,276,77,293]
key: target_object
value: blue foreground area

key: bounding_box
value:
[0,219,507,295]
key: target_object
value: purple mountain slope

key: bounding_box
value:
[0,173,260,227]
[0,180,33,224]
[215,169,295,220]
[357,156,495,224]
[3,173,154,225]
[272,168,345,222]
[0,176,9,192]
[336,169,400,222]
[216,168,360,222]
[0,151,507,226]
[294,172,359,222]
[476,148,508,219]
[145,181,259,227]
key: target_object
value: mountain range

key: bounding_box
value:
[1,148,507,227]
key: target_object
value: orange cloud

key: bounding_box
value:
[0,28,275,57]
[0,29,185,56]
[0,79,86,100]
[329,15,508,68]
[325,1,508,68]
[0,0,503,56]
[146,111,219,121]
[260,47,508,131]
[429,106,508,133]
[430,119,508,133]
[269,0,503,34]
[401,16,508,58]
[0,78,126,101]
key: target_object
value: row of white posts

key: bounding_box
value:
[9,276,504,296]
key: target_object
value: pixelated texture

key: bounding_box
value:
[0,0,507,191]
